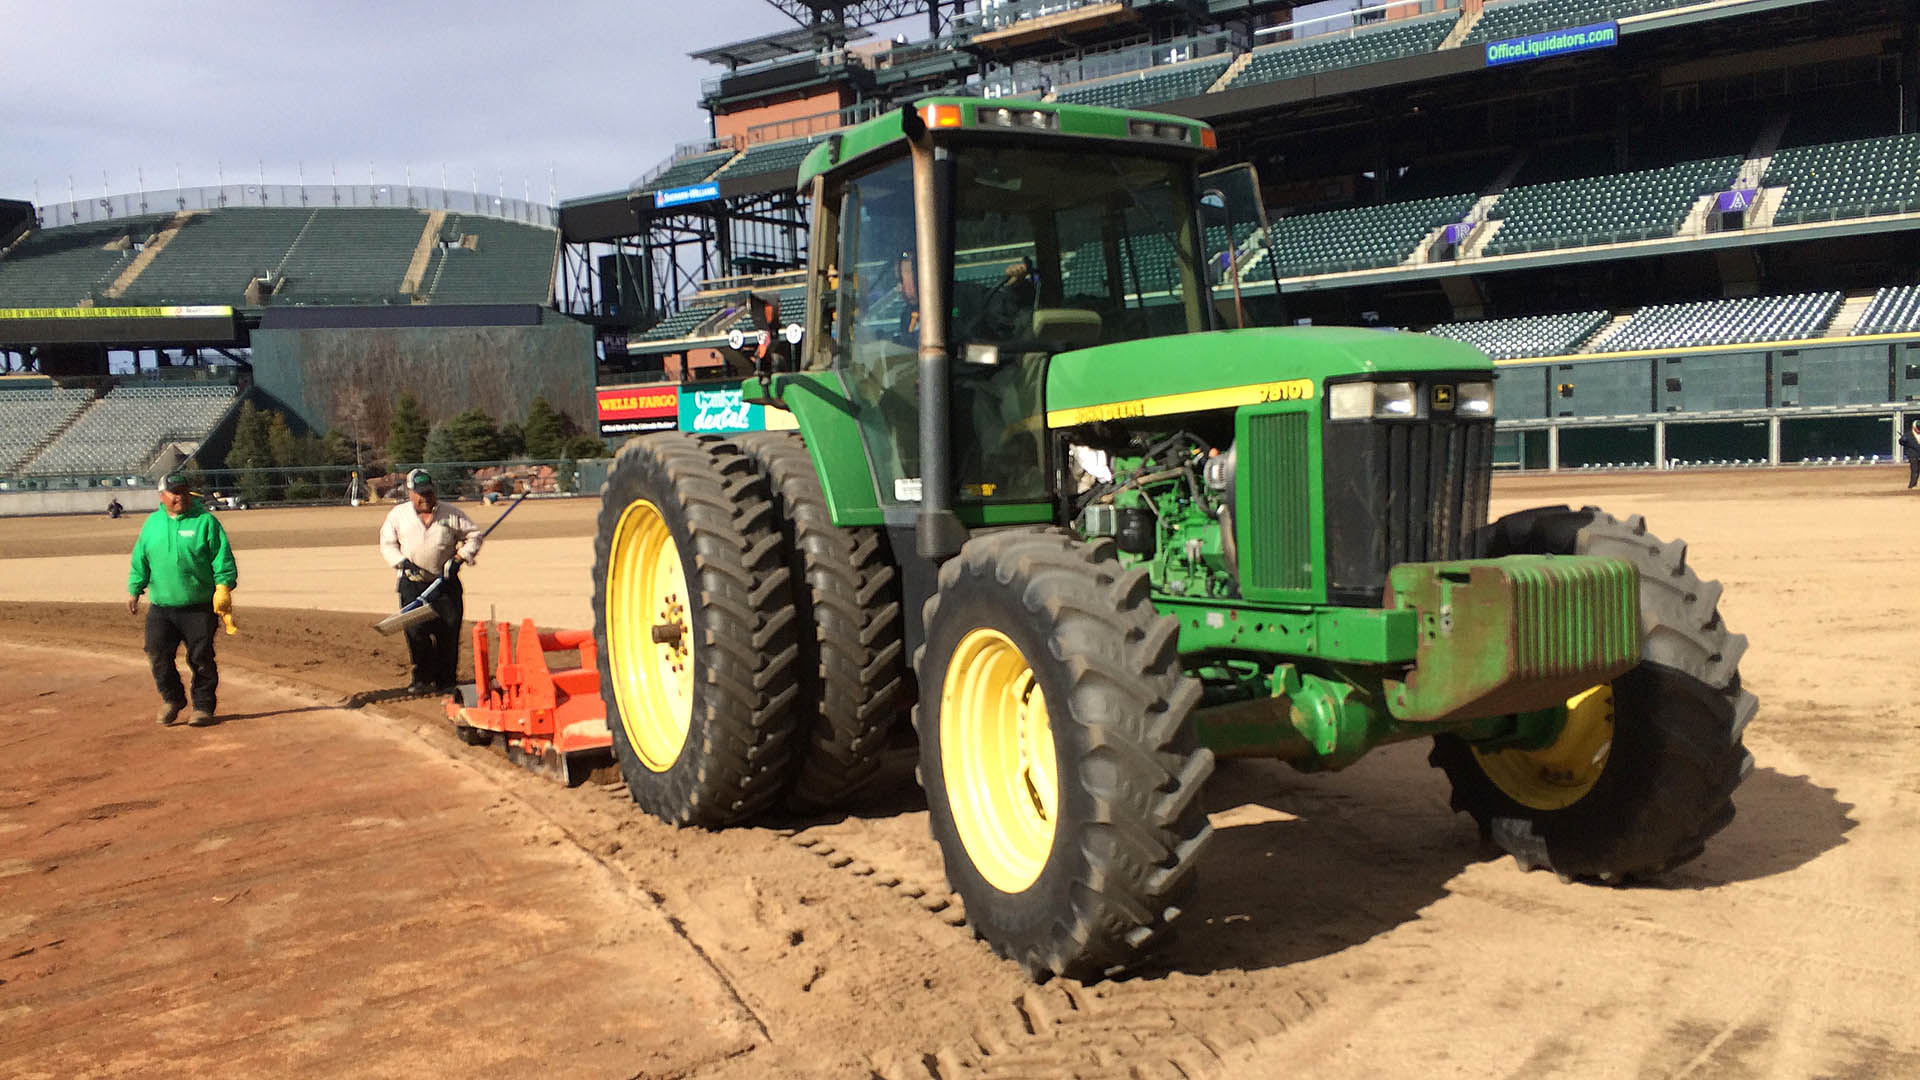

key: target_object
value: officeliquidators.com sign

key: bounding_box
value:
[1485,21,1617,67]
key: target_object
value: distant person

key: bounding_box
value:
[378,469,482,695]
[127,473,238,727]
[106,497,123,519]
[1901,418,1920,490]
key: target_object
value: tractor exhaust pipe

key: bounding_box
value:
[905,104,968,561]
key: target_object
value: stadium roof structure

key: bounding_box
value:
[757,0,956,33]
[690,22,865,67]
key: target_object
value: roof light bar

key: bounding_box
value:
[1127,119,1194,145]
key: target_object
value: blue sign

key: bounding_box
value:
[1485,21,1618,67]
[678,387,765,433]
[654,182,721,209]
[1716,189,1758,213]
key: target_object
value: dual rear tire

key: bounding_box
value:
[591,432,909,825]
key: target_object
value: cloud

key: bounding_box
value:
[2,0,779,205]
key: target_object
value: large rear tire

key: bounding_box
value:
[591,433,800,827]
[734,432,910,814]
[916,529,1213,981]
[1431,506,1757,880]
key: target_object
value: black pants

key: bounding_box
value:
[399,573,463,689]
[1909,458,1919,488]
[146,603,218,712]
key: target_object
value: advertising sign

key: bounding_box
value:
[1485,21,1618,67]
[676,386,800,434]
[1715,189,1758,213]
[653,182,721,209]
[596,384,680,436]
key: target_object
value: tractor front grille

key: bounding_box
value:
[1323,413,1494,606]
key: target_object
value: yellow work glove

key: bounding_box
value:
[213,584,238,635]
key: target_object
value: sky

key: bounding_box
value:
[2,0,832,210]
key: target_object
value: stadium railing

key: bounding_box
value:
[36,185,556,230]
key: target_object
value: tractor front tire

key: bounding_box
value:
[591,433,800,827]
[916,530,1213,981]
[735,432,909,814]
[1430,506,1757,881]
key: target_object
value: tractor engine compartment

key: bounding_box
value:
[1064,421,1238,599]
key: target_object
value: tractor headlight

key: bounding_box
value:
[1457,381,1494,417]
[1329,380,1425,420]
[1374,381,1418,418]
[1328,383,1374,420]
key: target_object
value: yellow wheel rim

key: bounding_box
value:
[605,499,695,772]
[1474,684,1615,811]
[939,628,1059,894]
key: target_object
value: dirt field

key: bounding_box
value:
[2,467,1917,1079]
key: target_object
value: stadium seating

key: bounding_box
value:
[1265,194,1477,277]
[1762,133,1920,225]
[24,385,238,476]
[274,209,427,304]
[1229,16,1455,91]
[1465,0,1699,44]
[1851,284,1920,336]
[118,209,314,305]
[0,387,96,473]
[637,149,739,194]
[1054,57,1230,110]
[0,217,165,307]
[1427,310,1608,359]
[1595,292,1841,353]
[1483,157,1738,255]
[723,137,827,180]
[423,216,558,304]
[637,302,731,341]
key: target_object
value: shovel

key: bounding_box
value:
[374,490,529,636]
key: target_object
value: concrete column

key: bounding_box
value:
[1653,420,1667,470]
[1548,426,1561,472]
[1768,415,1782,465]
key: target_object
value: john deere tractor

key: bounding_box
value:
[592,100,1756,981]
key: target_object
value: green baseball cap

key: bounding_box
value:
[159,472,190,493]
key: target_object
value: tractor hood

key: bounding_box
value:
[1044,326,1491,427]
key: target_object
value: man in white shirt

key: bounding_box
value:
[378,469,483,694]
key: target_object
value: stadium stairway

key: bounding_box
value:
[400,211,447,298]
[1209,52,1253,93]
[1582,312,1636,351]
[1825,294,1877,336]
[102,212,194,300]
[1440,4,1483,48]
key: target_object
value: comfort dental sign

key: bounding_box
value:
[1485,21,1618,66]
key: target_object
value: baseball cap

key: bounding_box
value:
[406,468,436,492]
[159,472,190,493]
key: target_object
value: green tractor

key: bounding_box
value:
[591,99,1756,981]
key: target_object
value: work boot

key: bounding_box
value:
[156,702,183,726]
[187,709,217,727]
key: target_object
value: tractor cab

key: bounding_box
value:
[792,99,1221,554]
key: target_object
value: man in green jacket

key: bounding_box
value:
[128,473,239,727]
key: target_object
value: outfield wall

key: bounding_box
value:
[249,309,595,435]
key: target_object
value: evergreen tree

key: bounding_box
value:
[225,402,272,471]
[387,392,429,465]
[522,396,567,459]
[498,420,527,459]
[444,408,504,462]
[423,420,458,465]
[266,413,300,469]
[565,435,610,460]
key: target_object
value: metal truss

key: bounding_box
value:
[760,0,959,34]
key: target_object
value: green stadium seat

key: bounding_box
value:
[1230,16,1454,91]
